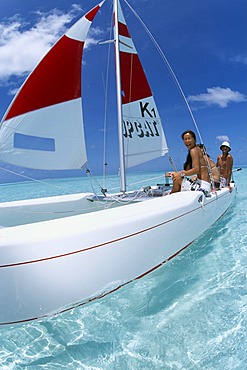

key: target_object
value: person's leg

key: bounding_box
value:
[170,179,182,194]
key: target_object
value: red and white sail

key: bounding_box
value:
[114,0,168,169]
[0,0,168,172]
[0,2,104,170]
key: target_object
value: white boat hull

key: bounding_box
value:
[0,187,234,325]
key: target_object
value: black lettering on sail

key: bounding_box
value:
[123,120,134,138]
[134,121,144,138]
[145,121,155,137]
[152,121,160,136]
[123,121,128,138]
[143,121,150,137]
[151,108,156,118]
[140,102,153,117]
[123,119,160,139]
[140,101,158,119]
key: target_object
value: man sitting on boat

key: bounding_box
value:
[216,141,233,188]
[165,130,211,196]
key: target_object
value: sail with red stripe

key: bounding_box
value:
[114,0,168,169]
[0,1,104,170]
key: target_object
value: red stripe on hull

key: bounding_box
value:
[0,202,206,269]
[5,35,83,120]
[120,51,152,104]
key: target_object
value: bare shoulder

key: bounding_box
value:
[191,146,200,156]
[217,154,222,162]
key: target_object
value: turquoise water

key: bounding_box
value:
[0,169,246,369]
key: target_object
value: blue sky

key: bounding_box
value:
[0,0,246,183]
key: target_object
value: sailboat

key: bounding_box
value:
[0,0,235,326]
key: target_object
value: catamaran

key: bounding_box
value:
[0,0,235,325]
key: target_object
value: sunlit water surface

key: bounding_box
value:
[0,169,246,369]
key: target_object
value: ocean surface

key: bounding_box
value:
[0,168,246,369]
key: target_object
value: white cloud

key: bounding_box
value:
[0,12,70,79]
[187,87,247,108]
[216,135,230,143]
[230,54,247,65]
[0,7,104,82]
[85,26,105,49]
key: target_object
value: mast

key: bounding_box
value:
[114,0,126,193]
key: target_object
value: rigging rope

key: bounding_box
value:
[123,0,204,145]
[0,166,65,190]
[97,10,121,191]
[85,167,108,195]
[123,0,216,181]
[97,15,114,190]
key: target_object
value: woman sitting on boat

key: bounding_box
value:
[165,130,211,195]
[197,144,220,190]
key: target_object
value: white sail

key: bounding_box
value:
[0,2,104,170]
[115,0,168,169]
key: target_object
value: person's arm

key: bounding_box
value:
[165,147,200,182]
[216,156,220,167]
[227,156,233,184]
[184,147,201,176]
